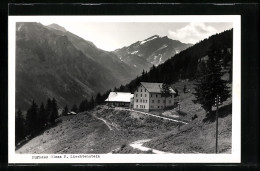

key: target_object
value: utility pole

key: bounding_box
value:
[214,95,221,153]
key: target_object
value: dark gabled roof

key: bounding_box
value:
[140,82,176,94]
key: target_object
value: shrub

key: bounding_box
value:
[121,143,126,149]
[146,149,153,154]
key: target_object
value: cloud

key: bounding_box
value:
[168,23,218,44]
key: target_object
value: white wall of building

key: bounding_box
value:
[133,84,175,111]
[134,84,150,110]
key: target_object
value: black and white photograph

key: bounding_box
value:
[8,15,241,163]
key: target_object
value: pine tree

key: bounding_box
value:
[50,98,58,124]
[45,98,52,124]
[90,96,95,109]
[15,108,26,144]
[95,93,102,105]
[71,104,78,113]
[161,81,171,110]
[79,99,89,112]
[194,48,230,117]
[26,100,39,136]
[38,102,46,132]
[174,88,179,97]
[62,105,69,115]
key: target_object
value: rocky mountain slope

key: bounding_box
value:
[16,22,137,109]
[113,35,192,73]
[47,24,138,84]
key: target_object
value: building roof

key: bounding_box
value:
[140,82,176,94]
[105,92,134,103]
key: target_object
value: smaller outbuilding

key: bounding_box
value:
[68,111,77,115]
[105,92,134,108]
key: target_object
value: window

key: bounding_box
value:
[171,95,172,98]
[140,99,142,103]
[136,99,138,102]
[136,105,138,108]
[146,100,147,103]
[136,94,138,97]
[158,100,160,103]
[156,94,158,98]
[141,89,142,92]
[151,105,153,109]
[169,100,171,103]
[137,89,138,92]
[145,89,146,92]
[141,94,142,97]
[152,100,154,103]
[145,94,146,97]
[158,106,160,108]
[151,94,153,97]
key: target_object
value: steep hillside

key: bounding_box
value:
[16,22,130,109]
[47,24,139,84]
[114,35,192,73]
[16,106,181,154]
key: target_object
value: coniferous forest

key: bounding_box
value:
[15,98,59,146]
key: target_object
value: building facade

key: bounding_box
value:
[133,82,175,112]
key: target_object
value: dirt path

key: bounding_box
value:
[94,115,113,131]
[129,139,172,154]
[117,108,188,124]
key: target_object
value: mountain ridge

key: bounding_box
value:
[113,34,193,73]
[16,22,136,110]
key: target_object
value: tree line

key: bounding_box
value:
[15,98,59,145]
[67,90,111,114]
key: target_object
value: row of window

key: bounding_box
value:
[151,100,172,103]
[135,99,172,104]
[136,88,146,92]
[150,105,164,109]
[136,94,147,97]
[135,93,173,98]
[136,99,148,103]
[135,105,165,109]
[136,105,146,109]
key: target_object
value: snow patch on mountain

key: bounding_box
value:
[157,44,168,51]
[159,55,163,63]
[131,51,139,55]
[140,35,159,45]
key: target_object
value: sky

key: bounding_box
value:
[40,21,233,51]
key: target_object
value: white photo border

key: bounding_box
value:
[8,15,241,163]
